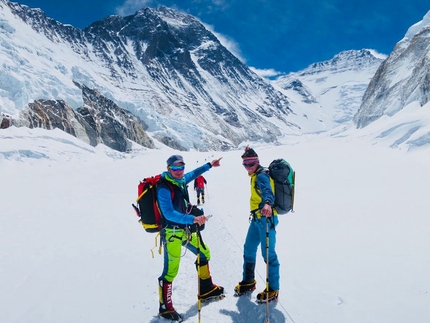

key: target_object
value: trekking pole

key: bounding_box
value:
[196,225,202,323]
[291,171,296,213]
[265,219,270,323]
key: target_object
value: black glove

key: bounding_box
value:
[190,205,204,216]
[188,205,205,232]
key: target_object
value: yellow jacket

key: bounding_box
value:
[249,167,277,218]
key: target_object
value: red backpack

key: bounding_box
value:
[195,176,205,189]
[132,174,173,233]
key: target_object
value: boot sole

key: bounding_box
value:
[199,294,225,303]
[233,286,256,297]
[157,312,183,321]
[255,295,278,304]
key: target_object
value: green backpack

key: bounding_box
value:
[268,159,295,214]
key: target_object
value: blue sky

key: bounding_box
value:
[16,0,429,75]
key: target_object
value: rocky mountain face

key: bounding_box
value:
[1,0,318,152]
[12,83,155,152]
[0,113,12,129]
[354,11,430,128]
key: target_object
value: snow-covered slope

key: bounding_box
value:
[354,11,430,129]
[1,125,430,323]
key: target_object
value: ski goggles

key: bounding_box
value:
[242,159,258,168]
[169,164,185,171]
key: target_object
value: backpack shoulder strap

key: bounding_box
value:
[158,177,175,199]
[253,166,269,195]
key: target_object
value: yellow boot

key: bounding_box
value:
[197,263,224,301]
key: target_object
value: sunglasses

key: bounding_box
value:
[169,165,185,171]
[242,161,258,168]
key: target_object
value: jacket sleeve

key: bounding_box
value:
[157,184,195,225]
[185,163,211,184]
[256,172,275,208]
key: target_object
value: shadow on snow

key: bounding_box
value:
[220,294,286,323]
[148,294,286,322]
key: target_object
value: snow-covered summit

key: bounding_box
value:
[1,1,325,151]
[273,49,385,127]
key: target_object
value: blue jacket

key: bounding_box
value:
[157,163,211,228]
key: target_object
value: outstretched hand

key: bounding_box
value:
[210,157,223,167]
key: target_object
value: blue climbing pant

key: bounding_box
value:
[243,216,280,291]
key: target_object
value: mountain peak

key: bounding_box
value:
[1,1,315,151]
[304,49,385,74]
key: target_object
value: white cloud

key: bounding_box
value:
[250,67,284,79]
[115,0,154,16]
[367,48,388,60]
[202,22,246,63]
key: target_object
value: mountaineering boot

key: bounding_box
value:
[234,279,257,296]
[158,279,182,321]
[197,197,201,205]
[199,277,224,301]
[202,194,205,204]
[256,287,279,304]
[197,262,224,301]
[234,262,256,296]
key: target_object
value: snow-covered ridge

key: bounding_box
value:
[352,11,430,150]
[1,1,318,151]
[273,49,385,127]
[2,1,430,153]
